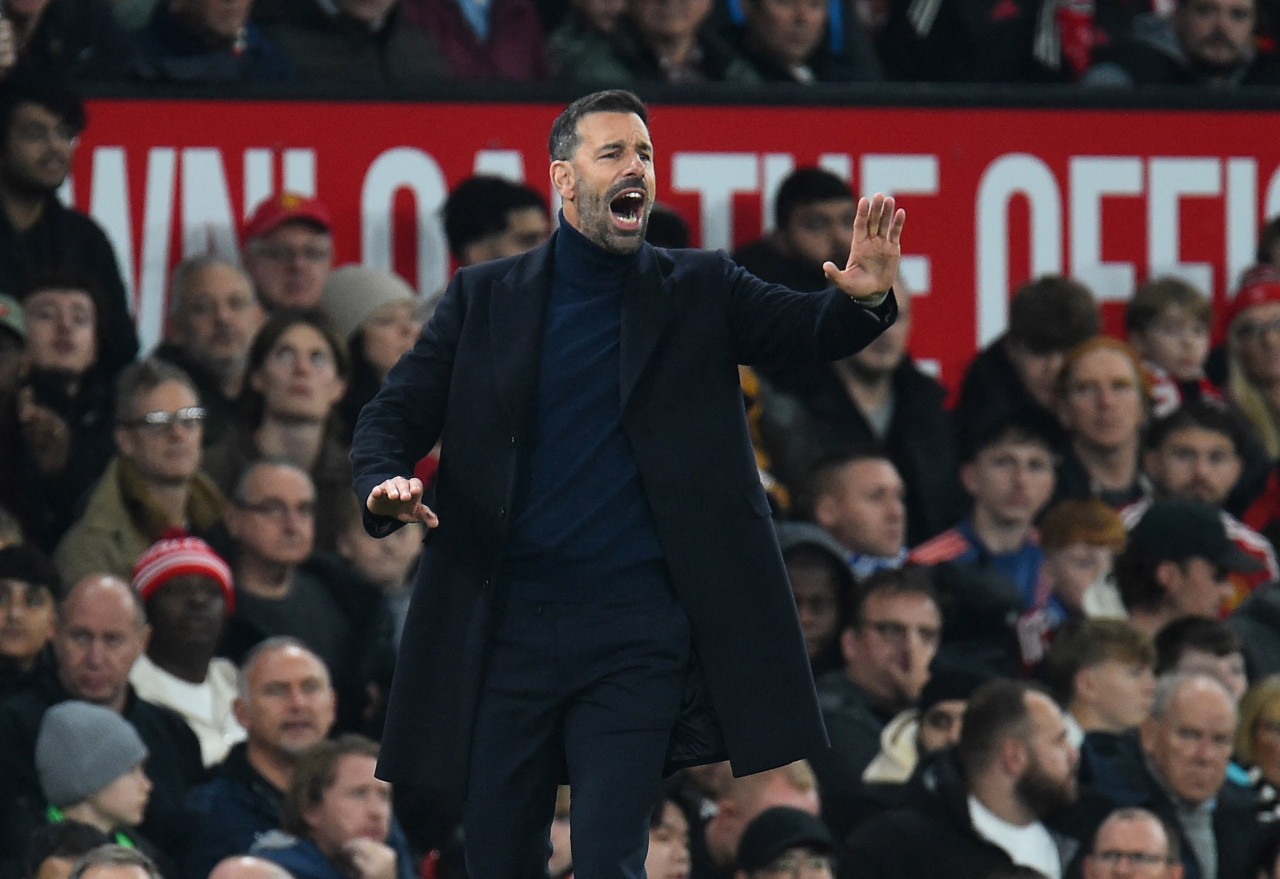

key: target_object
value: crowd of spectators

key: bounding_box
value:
[11,54,1280,879]
[0,0,1278,86]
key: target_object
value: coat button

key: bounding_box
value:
[482,578,491,590]
[510,435,517,445]
[498,506,506,519]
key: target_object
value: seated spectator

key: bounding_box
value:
[1117,499,1261,637]
[132,0,291,82]
[21,821,112,879]
[734,168,853,292]
[547,0,626,74]
[846,679,1081,879]
[1091,673,1261,879]
[54,359,226,585]
[1083,0,1280,85]
[953,276,1099,459]
[691,763,820,879]
[0,574,204,865]
[401,0,548,78]
[1054,337,1151,509]
[1033,498,1128,622]
[1044,618,1155,737]
[128,536,245,768]
[1081,809,1184,879]
[1126,276,1222,419]
[912,420,1056,614]
[1225,266,1280,459]
[218,461,385,731]
[0,544,61,701]
[1153,617,1247,703]
[0,76,137,376]
[862,658,991,786]
[0,0,133,80]
[1128,402,1276,611]
[240,194,334,312]
[251,735,415,879]
[810,448,907,579]
[34,702,158,858]
[255,0,446,85]
[759,272,959,544]
[334,497,422,654]
[725,0,879,81]
[153,255,265,447]
[562,0,760,82]
[203,311,352,552]
[1234,675,1280,819]
[734,806,834,879]
[774,520,854,677]
[182,638,336,879]
[320,266,421,445]
[1,275,119,553]
[442,175,551,267]
[812,566,940,838]
[644,782,692,879]
[65,846,161,879]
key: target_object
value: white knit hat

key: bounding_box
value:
[320,265,417,342]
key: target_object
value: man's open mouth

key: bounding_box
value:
[609,189,647,230]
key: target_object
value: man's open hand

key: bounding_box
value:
[823,193,906,301]
[366,476,439,527]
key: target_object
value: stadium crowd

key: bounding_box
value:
[4,44,1280,879]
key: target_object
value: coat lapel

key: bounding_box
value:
[489,236,555,429]
[620,245,674,412]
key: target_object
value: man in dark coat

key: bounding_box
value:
[351,89,904,878]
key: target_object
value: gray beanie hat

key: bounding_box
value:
[36,701,149,807]
[320,265,417,342]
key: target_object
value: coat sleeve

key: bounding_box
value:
[719,257,898,367]
[350,272,465,536]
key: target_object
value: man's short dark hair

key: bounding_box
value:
[960,418,1056,465]
[809,445,895,507]
[548,90,648,162]
[1125,276,1211,335]
[774,168,852,231]
[1007,276,1099,354]
[114,358,199,425]
[442,176,548,260]
[1154,617,1244,676]
[0,544,63,603]
[1042,618,1154,704]
[1144,401,1249,456]
[282,734,383,837]
[955,678,1042,781]
[843,564,938,631]
[23,820,111,879]
[0,70,86,145]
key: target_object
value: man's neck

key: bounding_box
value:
[970,510,1033,556]
[146,645,212,685]
[236,557,296,599]
[140,478,192,529]
[969,774,1036,827]
[1072,439,1138,491]
[651,33,699,69]
[1127,605,1175,640]
[255,418,325,470]
[60,802,115,833]
[246,741,296,794]
[834,359,893,415]
[1070,702,1124,735]
[0,186,47,234]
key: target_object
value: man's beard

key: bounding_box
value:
[1015,755,1078,817]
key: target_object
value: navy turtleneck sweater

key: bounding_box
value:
[499,219,667,600]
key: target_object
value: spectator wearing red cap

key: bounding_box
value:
[128,535,244,768]
[240,193,334,311]
[1226,265,1280,460]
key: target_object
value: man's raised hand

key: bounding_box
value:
[823,193,907,301]
[366,476,439,527]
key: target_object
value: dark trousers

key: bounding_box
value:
[463,588,691,879]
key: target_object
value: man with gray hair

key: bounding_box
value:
[66,845,162,879]
[1089,673,1261,879]
[153,254,265,446]
[182,637,337,879]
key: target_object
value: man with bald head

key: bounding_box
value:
[183,637,337,879]
[0,574,204,863]
[209,855,297,879]
[1089,673,1262,879]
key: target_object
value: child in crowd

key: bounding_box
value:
[1125,276,1221,418]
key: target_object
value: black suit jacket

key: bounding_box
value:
[351,233,897,798]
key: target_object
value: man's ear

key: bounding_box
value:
[550,161,575,202]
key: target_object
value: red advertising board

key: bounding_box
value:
[71,98,1280,389]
